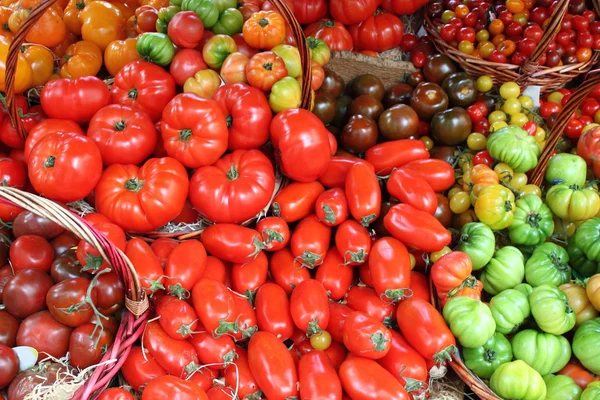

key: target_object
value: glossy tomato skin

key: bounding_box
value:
[69,323,114,369]
[343,311,392,359]
[232,251,268,297]
[304,19,353,52]
[95,157,189,232]
[315,247,353,301]
[384,204,451,253]
[315,187,349,226]
[400,158,455,192]
[16,311,72,358]
[76,220,126,273]
[201,224,265,264]
[12,211,65,239]
[290,279,330,336]
[256,216,290,251]
[3,269,54,319]
[248,331,299,399]
[23,119,84,163]
[271,181,325,222]
[164,240,207,294]
[0,310,19,347]
[191,278,238,336]
[46,278,96,327]
[155,295,199,339]
[28,132,103,203]
[328,302,353,343]
[189,331,237,369]
[368,237,411,302]
[349,11,404,52]
[121,347,167,391]
[189,149,275,224]
[224,347,261,399]
[40,76,110,123]
[270,248,311,293]
[111,60,176,122]
[339,356,410,400]
[143,321,199,377]
[347,286,396,328]
[377,330,428,387]
[9,235,54,272]
[345,160,381,226]
[410,271,431,303]
[330,0,379,25]
[97,388,135,400]
[93,271,126,315]
[255,282,295,341]
[290,214,331,268]
[142,376,208,400]
[335,219,372,266]
[387,168,437,214]
[125,238,164,296]
[0,344,18,389]
[299,350,343,400]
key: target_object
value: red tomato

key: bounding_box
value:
[384,204,451,252]
[46,278,96,327]
[211,83,272,150]
[409,271,431,303]
[155,295,198,339]
[346,286,396,328]
[256,216,290,251]
[125,238,164,296]
[95,157,190,233]
[248,331,299,399]
[41,76,110,123]
[189,149,275,224]
[169,49,208,87]
[349,11,404,52]
[192,278,238,337]
[190,331,237,369]
[315,247,353,301]
[324,340,347,370]
[0,344,18,389]
[328,302,353,343]
[16,311,72,358]
[232,293,259,341]
[232,251,268,298]
[161,94,228,168]
[339,356,410,400]
[201,224,266,264]
[111,60,177,122]
[142,376,208,400]
[559,362,598,389]
[121,347,167,391]
[165,240,207,295]
[3,269,54,319]
[76,221,126,273]
[97,388,135,400]
[290,279,330,336]
[270,248,311,293]
[343,311,392,359]
[232,34,258,58]
[93,271,126,315]
[290,214,331,268]
[9,235,54,272]
[202,256,231,285]
[69,323,114,369]
[330,0,379,25]
[143,321,200,377]
[206,386,236,400]
[315,188,349,226]
[377,330,428,389]
[87,104,158,166]
[168,11,204,49]
[150,238,178,269]
[345,160,380,226]
[318,156,361,188]
[0,156,26,221]
[271,181,325,222]
[472,150,494,167]
[387,168,437,214]
[27,132,103,202]
[396,297,456,364]
[399,158,454,192]
[255,282,295,340]
[293,0,327,24]
[368,237,411,302]
[335,219,372,266]
[430,251,473,295]
[304,19,353,51]
[299,350,343,399]
[0,310,19,347]
[224,347,261,399]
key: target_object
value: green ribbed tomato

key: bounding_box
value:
[480,246,525,295]
[269,77,301,113]
[544,374,583,400]
[442,297,495,348]
[489,289,530,335]
[486,125,540,173]
[457,222,495,271]
[137,33,176,67]
[181,0,219,28]
[156,6,180,33]
[508,194,554,246]
[573,318,600,375]
[462,333,512,380]
[567,238,600,278]
[576,218,600,262]
[546,184,600,222]
[513,283,533,297]
[212,8,244,35]
[582,381,600,400]
[525,243,571,287]
[490,360,546,400]
[529,285,576,335]
[202,34,238,69]
[511,329,571,375]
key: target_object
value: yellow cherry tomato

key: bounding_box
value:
[553,217,576,238]
[459,40,474,54]
[448,186,463,199]
[520,184,542,197]
[489,110,508,124]
[310,330,332,350]
[547,91,564,105]
[409,253,416,270]
[490,121,508,132]
[502,98,522,115]
[467,132,487,150]
[477,75,494,93]
[430,246,452,263]
[494,163,514,182]
[509,172,528,190]
[499,81,520,99]
[450,191,471,214]
[518,95,534,109]
[509,112,529,127]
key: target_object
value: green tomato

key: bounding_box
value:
[573,318,600,375]
[576,218,600,262]
[156,5,180,33]
[137,33,175,67]
[511,329,571,375]
[545,153,588,187]
[462,332,513,380]
[170,0,182,6]
[529,285,576,335]
[546,184,600,222]
[458,222,496,270]
[544,374,583,400]
[272,44,302,78]
[213,0,236,12]
[486,125,541,173]
[181,0,219,28]
[442,297,496,348]
[202,34,237,69]
[490,289,530,335]
[269,77,301,113]
[525,242,571,287]
[480,246,525,295]
[509,194,554,246]
[212,8,243,35]
[514,283,534,297]
[567,238,600,278]
[582,381,600,400]
[490,360,547,400]
[307,36,331,66]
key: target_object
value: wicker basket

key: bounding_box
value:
[0,186,149,399]
[424,0,600,92]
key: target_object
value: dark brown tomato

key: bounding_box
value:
[313,94,337,125]
[340,115,378,155]
[51,249,92,282]
[378,104,419,140]
[569,0,586,14]
[349,95,384,120]
[327,125,341,136]
[8,363,64,400]
[3,269,54,319]
[350,74,385,101]
[90,314,120,336]
[411,42,435,59]
[372,200,399,238]
[434,193,452,228]
[332,95,352,128]
[12,211,64,239]
[46,278,96,327]
[410,83,449,121]
[51,231,79,256]
[0,310,19,347]
[430,146,460,165]
[16,311,72,358]
[93,271,125,315]
[0,264,13,300]
[423,54,457,84]
[431,107,472,146]
[69,323,115,369]
[442,72,477,108]
[319,68,345,98]
[406,71,424,87]
[383,83,413,108]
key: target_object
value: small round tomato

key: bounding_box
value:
[256,216,290,252]
[3,269,54,320]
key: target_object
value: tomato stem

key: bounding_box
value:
[225,115,233,128]
[321,204,336,224]
[483,348,497,363]
[258,17,269,27]
[43,155,56,169]
[306,319,323,337]
[271,202,281,216]
[525,211,542,228]
[114,120,127,131]
[222,349,239,368]
[360,213,377,227]
[370,332,390,352]
[381,288,413,303]
[179,128,193,142]
[294,251,322,269]
[176,321,196,338]
[226,164,239,180]
[261,228,284,248]
[263,62,273,71]
[343,249,367,266]
[168,283,190,299]
[403,378,428,396]
[125,178,145,192]
[433,344,457,366]
[324,20,335,28]
[128,88,138,100]
[142,275,168,297]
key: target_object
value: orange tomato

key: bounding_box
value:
[140,0,168,9]
[60,40,103,78]
[491,33,506,47]
[488,19,504,36]
[63,0,90,35]
[310,60,324,91]
[0,38,33,93]
[7,7,29,33]
[51,32,79,57]
[242,10,286,50]
[12,2,67,48]
[81,1,127,50]
[104,37,141,76]
[125,15,137,37]
[108,0,135,19]
[0,6,13,40]
[506,0,524,13]
[497,39,516,56]
[22,45,55,87]
[576,48,593,63]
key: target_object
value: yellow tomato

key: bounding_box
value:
[22,45,54,87]
[509,172,528,190]
[489,110,508,124]
[494,162,514,182]
[547,91,564,105]
[184,69,222,98]
[0,38,32,93]
[450,191,471,214]
[509,112,528,127]
[474,184,515,230]
[81,1,127,51]
[490,121,508,133]
[60,40,103,79]
[520,184,542,197]
[409,253,416,270]
[467,132,487,150]
[448,186,463,199]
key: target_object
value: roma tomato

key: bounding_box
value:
[142,376,208,400]
[378,330,428,389]
[189,149,275,224]
[224,347,261,399]
[125,238,164,296]
[97,388,134,400]
[328,303,353,343]
[192,278,238,336]
[335,219,372,266]
[271,181,325,222]
[143,321,200,376]
[318,156,361,188]
[347,286,396,328]
[299,350,343,400]
[399,158,455,192]
[339,356,410,400]
[232,251,268,298]
[290,279,330,336]
[349,11,404,52]
[410,271,431,303]
[315,247,353,301]
[345,160,381,226]
[121,347,167,391]
[368,237,411,302]
[290,215,331,268]
[95,157,189,232]
[40,76,110,123]
[256,216,290,251]
[189,331,237,369]
[255,282,295,340]
[155,295,199,339]
[269,248,311,294]
[315,188,349,226]
[384,204,451,253]
[343,311,392,359]
[387,168,437,215]
[201,224,265,264]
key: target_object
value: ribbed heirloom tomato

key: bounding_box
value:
[330,0,379,25]
[349,11,404,52]
[304,19,353,51]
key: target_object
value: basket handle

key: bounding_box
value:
[529,72,600,186]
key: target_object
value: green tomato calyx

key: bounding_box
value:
[258,18,269,27]
[125,178,145,192]
[114,120,126,131]
[526,211,543,228]
[294,251,322,269]
[43,155,56,169]
[504,200,513,212]
[127,88,138,100]
[371,332,390,352]
[549,251,570,272]
[381,288,413,303]
[226,164,239,181]
[483,348,497,363]
[306,319,323,338]
[179,128,193,142]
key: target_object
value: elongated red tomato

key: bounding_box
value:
[345,160,380,226]
[318,156,360,188]
[161,93,228,168]
[142,321,199,377]
[299,350,343,400]
[328,303,353,343]
[121,347,167,391]
[201,224,265,264]
[377,330,428,389]
[165,240,207,295]
[315,247,354,301]
[125,238,164,296]
[290,214,332,268]
[410,271,431,303]
[255,282,295,340]
[271,181,325,222]
[384,204,451,253]
[155,295,198,340]
[290,279,330,336]
[232,293,259,341]
[191,278,238,337]
[387,168,437,215]
[400,159,455,193]
[269,248,311,293]
[339,356,410,400]
[368,237,411,302]
[189,149,275,224]
[232,251,268,298]
[151,238,178,269]
[364,140,428,175]
[202,256,231,285]
[347,286,396,328]
[430,251,473,295]
[224,347,261,399]
[189,331,237,369]
[248,331,299,399]
[256,216,290,251]
[396,297,456,364]
[335,219,372,266]
[142,376,208,400]
[343,311,392,360]
[94,157,190,232]
[315,187,349,226]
